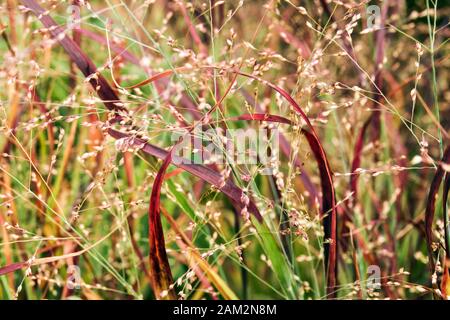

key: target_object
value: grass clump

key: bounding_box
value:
[0,0,449,300]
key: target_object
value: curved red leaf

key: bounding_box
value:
[230,113,337,295]
[239,90,318,206]
[148,151,176,299]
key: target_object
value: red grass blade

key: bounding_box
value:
[230,113,337,294]
[238,79,337,295]
[340,116,373,252]
[425,146,450,274]
[230,113,292,125]
[239,90,318,204]
[78,28,141,65]
[443,173,450,297]
[79,29,202,120]
[0,262,26,276]
[148,151,176,299]
[444,174,450,258]
[349,116,373,206]
[125,69,183,89]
